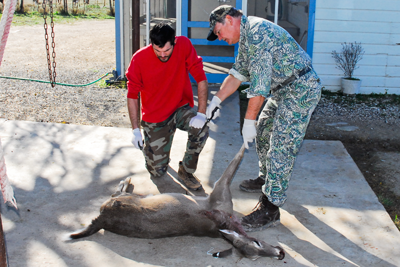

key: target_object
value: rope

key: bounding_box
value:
[0,138,17,209]
[0,0,18,209]
[0,72,112,87]
[0,0,18,67]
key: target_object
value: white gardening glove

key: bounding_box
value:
[132,128,143,150]
[242,119,257,149]
[206,96,221,120]
[189,112,207,129]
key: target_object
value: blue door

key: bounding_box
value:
[181,0,243,83]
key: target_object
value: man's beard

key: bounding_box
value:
[158,55,171,62]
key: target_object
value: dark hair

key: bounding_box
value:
[149,23,175,48]
[216,8,243,24]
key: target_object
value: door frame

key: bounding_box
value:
[180,0,244,83]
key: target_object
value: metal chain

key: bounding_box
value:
[43,0,57,87]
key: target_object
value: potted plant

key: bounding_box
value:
[331,42,365,94]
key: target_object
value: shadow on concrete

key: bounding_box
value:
[148,169,208,197]
[1,88,399,266]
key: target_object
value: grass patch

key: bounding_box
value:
[395,215,400,230]
[0,3,114,26]
[97,79,109,89]
[378,195,395,207]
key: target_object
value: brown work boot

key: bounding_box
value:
[177,162,202,191]
[241,194,280,232]
[239,176,265,193]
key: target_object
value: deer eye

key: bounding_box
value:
[253,240,262,248]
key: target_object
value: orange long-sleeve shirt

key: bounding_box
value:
[126,36,206,123]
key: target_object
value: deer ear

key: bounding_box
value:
[211,248,233,258]
[219,229,240,237]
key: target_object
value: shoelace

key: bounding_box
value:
[188,173,200,184]
[251,195,266,211]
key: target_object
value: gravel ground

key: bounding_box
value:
[313,94,400,125]
[1,81,129,127]
[2,83,400,128]
[0,19,130,127]
[1,20,399,229]
[1,20,399,129]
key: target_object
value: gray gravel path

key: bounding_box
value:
[1,19,130,127]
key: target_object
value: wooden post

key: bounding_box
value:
[132,0,140,54]
[132,0,141,124]
[0,214,7,267]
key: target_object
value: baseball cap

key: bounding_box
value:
[207,5,236,41]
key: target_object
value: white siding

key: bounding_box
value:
[312,0,400,94]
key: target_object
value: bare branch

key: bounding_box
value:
[331,42,365,79]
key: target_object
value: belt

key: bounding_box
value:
[275,66,312,90]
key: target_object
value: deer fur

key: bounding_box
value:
[68,145,285,260]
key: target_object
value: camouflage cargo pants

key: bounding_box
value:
[256,70,322,207]
[141,104,209,177]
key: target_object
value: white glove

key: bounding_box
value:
[189,112,207,129]
[206,96,221,120]
[242,119,257,149]
[132,128,143,149]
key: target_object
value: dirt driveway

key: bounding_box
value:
[1,19,399,230]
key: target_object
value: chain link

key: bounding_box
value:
[43,0,57,87]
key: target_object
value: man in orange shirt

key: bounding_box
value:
[125,23,209,191]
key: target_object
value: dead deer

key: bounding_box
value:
[68,145,285,261]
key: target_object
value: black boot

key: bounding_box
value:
[241,194,280,232]
[239,176,264,193]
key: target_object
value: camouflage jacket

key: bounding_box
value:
[229,15,312,98]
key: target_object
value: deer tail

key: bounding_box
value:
[67,217,102,240]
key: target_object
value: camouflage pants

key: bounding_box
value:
[140,104,209,177]
[257,70,321,207]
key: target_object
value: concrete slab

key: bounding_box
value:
[1,91,399,266]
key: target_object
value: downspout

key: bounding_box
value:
[115,0,122,79]
[307,0,316,59]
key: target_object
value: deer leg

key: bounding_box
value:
[209,145,245,212]
[111,177,134,197]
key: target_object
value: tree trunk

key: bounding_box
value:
[109,0,113,16]
[64,0,68,14]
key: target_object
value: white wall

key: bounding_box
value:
[312,0,400,94]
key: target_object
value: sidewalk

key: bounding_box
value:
[1,91,399,266]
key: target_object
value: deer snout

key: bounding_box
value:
[273,246,285,260]
[219,229,285,260]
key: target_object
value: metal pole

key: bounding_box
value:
[176,0,181,36]
[241,0,248,16]
[274,0,279,24]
